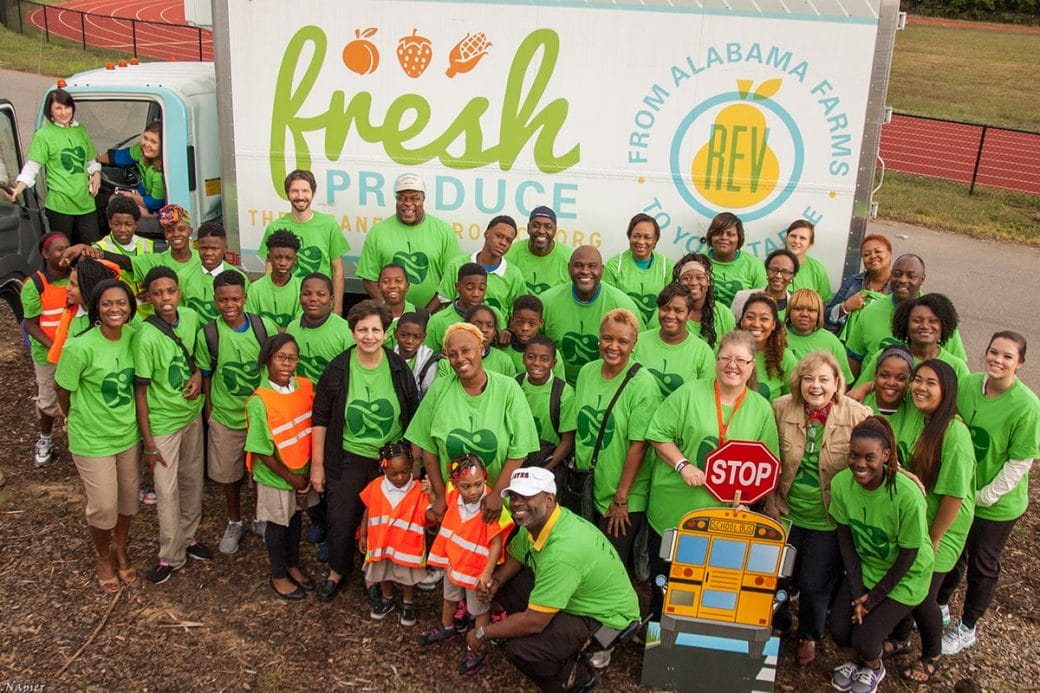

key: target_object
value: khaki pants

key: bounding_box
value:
[33,361,60,418]
[206,417,246,484]
[72,445,140,529]
[153,415,205,568]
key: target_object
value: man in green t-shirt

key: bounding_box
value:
[436,215,526,316]
[465,467,639,691]
[505,206,573,296]
[357,173,462,311]
[181,221,250,323]
[246,230,303,330]
[259,169,349,314]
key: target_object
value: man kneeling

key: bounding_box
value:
[466,467,639,691]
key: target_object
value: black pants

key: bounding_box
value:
[46,207,100,245]
[647,529,666,620]
[891,571,946,659]
[325,451,381,578]
[597,511,646,578]
[774,526,842,641]
[937,516,1017,629]
[497,569,599,692]
[265,510,302,579]
[829,578,912,663]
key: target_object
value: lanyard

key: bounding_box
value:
[714,381,748,445]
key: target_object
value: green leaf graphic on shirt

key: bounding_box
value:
[576,394,614,449]
[167,354,189,390]
[792,464,820,489]
[528,280,551,295]
[346,386,394,438]
[897,440,913,470]
[392,243,430,284]
[184,295,217,322]
[968,426,990,463]
[221,360,261,396]
[648,359,684,394]
[848,507,891,562]
[445,416,498,468]
[629,288,656,322]
[101,367,135,407]
[298,353,329,381]
[718,279,742,302]
[295,246,323,275]
[261,310,293,329]
[560,321,598,366]
[695,436,719,465]
[60,146,86,174]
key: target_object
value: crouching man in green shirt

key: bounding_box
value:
[467,467,639,691]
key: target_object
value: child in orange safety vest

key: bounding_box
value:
[419,453,513,676]
[359,441,430,627]
[244,333,318,600]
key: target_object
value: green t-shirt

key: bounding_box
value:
[574,361,662,515]
[260,211,349,280]
[357,213,461,307]
[28,120,98,215]
[127,142,166,203]
[383,300,416,348]
[541,283,644,385]
[424,301,504,355]
[506,506,639,629]
[406,370,539,486]
[94,235,155,315]
[437,253,527,317]
[634,329,715,397]
[829,468,935,607]
[197,315,278,430]
[340,352,404,458]
[602,250,675,324]
[784,422,833,530]
[645,379,779,534]
[517,373,577,446]
[20,272,69,364]
[842,297,967,363]
[436,346,517,379]
[245,274,302,329]
[285,313,355,382]
[856,344,969,389]
[864,392,911,442]
[180,264,251,324]
[647,302,735,353]
[708,250,767,309]
[129,248,201,289]
[500,342,567,382]
[245,378,312,491]
[754,348,799,401]
[786,327,853,385]
[132,308,205,436]
[789,254,832,303]
[957,373,1040,521]
[504,241,573,296]
[54,328,140,456]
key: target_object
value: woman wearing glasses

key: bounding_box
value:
[730,249,801,323]
[644,330,779,618]
[763,351,872,666]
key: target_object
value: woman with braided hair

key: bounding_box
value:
[649,252,735,351]
[739,293,799,400]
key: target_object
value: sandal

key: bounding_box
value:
[113,545,136,584]
[903,657,941,683]
[882,639,913,659]
[98,575,120,593]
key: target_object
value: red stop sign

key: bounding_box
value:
[703,439,781,505]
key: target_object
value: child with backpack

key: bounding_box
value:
[515,335,576,482]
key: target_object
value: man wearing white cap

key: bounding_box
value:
[465,467,638,691]
[358,173,461,311]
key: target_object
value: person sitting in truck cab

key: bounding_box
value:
[96,120,165,217]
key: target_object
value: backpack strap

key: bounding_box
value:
[589,363,642,469]
[203,321,219,372]
[246,312,269,346]
[145,314,198,373]
[417,353,441,383]
[549,376,564,437]
[31,271,45,294]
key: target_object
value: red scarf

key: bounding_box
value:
[804,402,832,428]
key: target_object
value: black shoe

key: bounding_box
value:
[367,583,383,607]
[316,578,342,601]
[270,579,306,601]
[147,561,174,585]
[289,573,317,591]
[185,541,214,561]
[370,596,396,620]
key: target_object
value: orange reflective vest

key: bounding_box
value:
[359,478,428,568]
[245,378,314,474]
[26,270,67,341]
[428,489,513,589]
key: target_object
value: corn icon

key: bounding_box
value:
[446,32,492,78]
[397,29,433,78]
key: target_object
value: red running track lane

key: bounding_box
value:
[880,114,1040,196]
[26,0,212,62]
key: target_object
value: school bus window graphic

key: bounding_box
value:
[746,543,781,574]
[676,535,708,565]
[708,539,747,570]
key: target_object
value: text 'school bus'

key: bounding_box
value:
[657,508,795,658]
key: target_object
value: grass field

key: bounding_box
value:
[0,24,135,76]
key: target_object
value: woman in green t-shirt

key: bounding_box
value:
[765,351,871,667]
[938,331,1040,658]
[602,213,674,323]
[96,120,165,216]
[5,90,102,244]
[702,212,767,309]
[886,359,975,682]
[849,345,915,444]
[54,278,140,593]
[651,252,734,351]
[785,289,854,385]
[739,293,798,401]
[573,308,661,573]
[635,284,715,397]
[784,219,833,303]
[730,248,799,322]
[828,416,933,693]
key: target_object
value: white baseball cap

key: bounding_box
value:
[500,467,557,498]
[394,173,426,194]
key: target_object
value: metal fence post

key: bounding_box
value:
[79,10,86,50]
[969,125,988,195]
[197,27,203,61]
[42,4,49,42]
[132,19,138,57]
[17,0,23,35]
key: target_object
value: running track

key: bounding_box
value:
[25,0,213,61]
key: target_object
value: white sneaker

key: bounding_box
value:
[251,519,267,537]
[219,521,244,554]
[831,661,861,692]
[417,567,443,591]
[939,603,951,627]
[33,435,53,468]
[941,619,976,656]
[850,663,885,693]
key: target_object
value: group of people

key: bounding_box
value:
[16,142,1038,691]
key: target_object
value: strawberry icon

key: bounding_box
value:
[396,29,433,78]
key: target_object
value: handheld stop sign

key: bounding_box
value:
[704,439,781,505]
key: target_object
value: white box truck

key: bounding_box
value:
[1,0,902,308]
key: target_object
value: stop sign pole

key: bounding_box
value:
[703,439,781,506]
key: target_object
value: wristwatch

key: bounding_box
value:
[674,458,689,473]
[474,626,486,641]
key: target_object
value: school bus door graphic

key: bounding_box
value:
[658,509,794,657]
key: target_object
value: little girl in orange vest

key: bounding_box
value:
[245,334,317,600]
[419,453,513,676]
[359,441,429,627]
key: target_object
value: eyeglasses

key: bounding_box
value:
[767,267,795,278]
[717,355,754,366]
[272,354,300,364]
